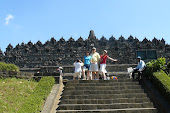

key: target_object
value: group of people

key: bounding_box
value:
[73,47,118,80]
[73,47,146,80]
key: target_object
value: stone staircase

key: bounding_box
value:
[56,78,158,112]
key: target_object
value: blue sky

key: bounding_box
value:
[0,0,170,52]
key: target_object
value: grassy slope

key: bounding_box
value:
[0,78,38,113]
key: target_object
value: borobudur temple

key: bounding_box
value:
[1,30,170,68]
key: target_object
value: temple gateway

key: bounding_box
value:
[1,30,170,68]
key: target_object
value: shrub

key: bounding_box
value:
[157,57,166,70]
[153,70,170,102]
[146,57,166,76]
[6,64,19,72]
[146,60,154,76]
[0,62,7,71]
[17,77,55,113]
[0,62,19,72]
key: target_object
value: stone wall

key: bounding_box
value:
[1,30,170,68]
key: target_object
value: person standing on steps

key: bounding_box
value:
[73,59,84,80]
[100,50,118,80]
[132,56,146,80]
[82,51,92,80]
[89,47,100,80]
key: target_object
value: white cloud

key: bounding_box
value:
[5,14,14,25]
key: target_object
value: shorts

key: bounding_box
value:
[83,64,90,70]
[74,72,81,78]
[100,64,107,73]
[89,63,98,72]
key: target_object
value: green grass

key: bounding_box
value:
[0,78,38,113]
[17,77,55,113]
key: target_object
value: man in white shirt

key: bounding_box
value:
[73,60,84,80]
[132,56,146,79]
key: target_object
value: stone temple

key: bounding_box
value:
[1,30,170,68]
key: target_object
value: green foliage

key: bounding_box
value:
[146,57,170,102]
[157,57,166,70]
[167,62,170,69]
[0,62,19,72]
[6,64,20,71]
[146,60,154,76]
[146,57,166,76]
[153,70,170,102]
[17,77,55,113]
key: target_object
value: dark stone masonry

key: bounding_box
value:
[1,30,170,68]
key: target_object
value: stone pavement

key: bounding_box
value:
[41,76,64,113]
[41,84,59,113]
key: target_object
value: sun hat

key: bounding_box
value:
[92,47,96,50]
[59,67,63,69]
[137,56,141,59]
[104,50,107,53]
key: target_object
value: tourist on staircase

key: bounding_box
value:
[89,47,100,80]
[73,60,84,80]
[82,51,92,80]
[100,50,118,80]
[132,56,146,80]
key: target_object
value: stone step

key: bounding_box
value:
[62,74,73,80]
[64,85,141,91]
[57,108,157,113]
[57,103,154,110]
[62,89,145,96]
[107,72,129,76]
[59,98,151,104]
[65,82,139,86]
[62,72,131,80]
[65,84,140,88]
[60,93,147,100]
[66,79,137,84]
[107,72,130,79]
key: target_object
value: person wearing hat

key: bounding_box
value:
[100,50,118,80]
[132,56,146,79]
[89,47,100,80]
[57,67,63,75]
